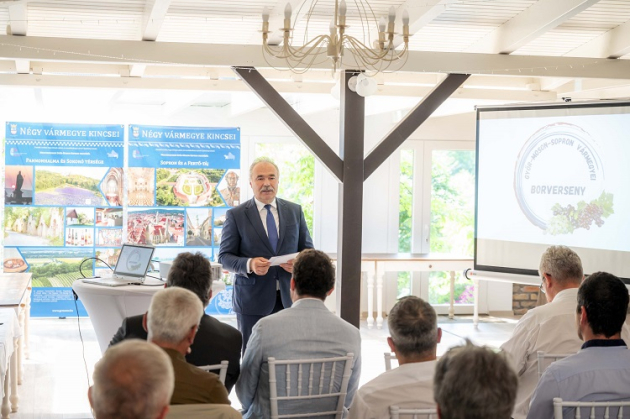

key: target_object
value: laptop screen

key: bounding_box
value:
[114,244,155,279]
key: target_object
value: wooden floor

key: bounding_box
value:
[13,314,518,418]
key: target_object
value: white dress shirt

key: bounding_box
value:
[348,360,437,419]
[247,198,279,274]
[501,288,584,419]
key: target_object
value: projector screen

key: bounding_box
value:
[475,102,630,282]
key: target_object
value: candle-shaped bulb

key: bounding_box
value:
[262,6,270,23]
[402,9,409,26]
[378,16,386,32]
[388,6,396,23]
[339,0,347,17]
[284,3,292,19]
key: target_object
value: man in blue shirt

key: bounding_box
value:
[527,271,630,418]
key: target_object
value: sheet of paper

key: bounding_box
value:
[269,252,299,266]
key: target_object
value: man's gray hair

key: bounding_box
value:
[539,245,583,284]
[249,156,280,179]
[434,341,517,419]
[388,296,438,357]
[91,340,174,419]
[147,287,203,344]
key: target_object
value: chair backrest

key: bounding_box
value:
[384,352,398,371]
[197,360,229,385]
[553,397,630,418]
[166,403,242,419]
[537,351,574,377]
[268,352,354,419]
[390,406,438,419]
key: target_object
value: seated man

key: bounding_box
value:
[349,296,441,419]
[147,287,230,405]
[110,252,242,391]
[527,272,630,418]
[236,249,362,419]
[434,342,518,419]
[501,245,585,419]
[89,339,174,419]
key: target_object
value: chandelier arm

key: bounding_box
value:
[284,35,331,59]
[344,36,392,61]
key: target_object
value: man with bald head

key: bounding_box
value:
[89,340,174,419]
[218,157,313,352]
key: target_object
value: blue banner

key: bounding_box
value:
[30,288,88,317]
[4,122,124,317]
[128,125,240,169]
[6,122,124,167]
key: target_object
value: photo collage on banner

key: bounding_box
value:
[128,125,241,315]
[4,122,124,316]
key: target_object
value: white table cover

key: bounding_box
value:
[73,279,225,354]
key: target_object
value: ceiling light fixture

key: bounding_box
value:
[261,0,410,77]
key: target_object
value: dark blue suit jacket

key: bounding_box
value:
[218,198,313,316]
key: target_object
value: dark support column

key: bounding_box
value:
[232,66,343,182]
[336,70,364,328]
[364,73,470,180]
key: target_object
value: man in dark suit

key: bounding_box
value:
[109,252,242,392]
[218,157,313,352]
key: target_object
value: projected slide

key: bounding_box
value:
[476,103,630,279]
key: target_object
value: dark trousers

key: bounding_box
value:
[237,289,284,354]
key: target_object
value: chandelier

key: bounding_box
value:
[261,0,410,75]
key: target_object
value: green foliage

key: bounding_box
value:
[398,150,413,253]
[31,261,82,281]
[430,150,475,257]
[156,185,179,206]
[156,168,170,182]
[255,143,315,235]
[35,170,100,193]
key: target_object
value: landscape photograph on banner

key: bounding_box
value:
[127,167,155,206]
[185,208,212,246]
[156,168,225,207]
[35,166,108,206]
[5,165,33,205]
[127,207,185,246]
[4,206,64,246]
[19,247,94,287]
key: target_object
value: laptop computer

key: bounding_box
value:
[83,243,155,287]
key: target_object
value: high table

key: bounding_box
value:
[330,254,473,329]
[0,308,20,418]
[73,279,226,354]
[0,272,32,415]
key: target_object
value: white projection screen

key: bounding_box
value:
[475,102,630,282]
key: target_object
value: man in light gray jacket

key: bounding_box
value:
[236,249,362,419]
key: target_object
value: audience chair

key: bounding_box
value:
[384,352,398,371]
[166,404,242,419]
[197,360,229,385]
[536,352,574,377]
[553,397,630,418]
[390,406,438,419]
[268,353,354,419]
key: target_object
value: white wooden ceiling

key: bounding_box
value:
[1,0,630,114]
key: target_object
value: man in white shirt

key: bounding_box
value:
[348,296,441,419]
[501,245,584,419]
[527,271,630,418]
